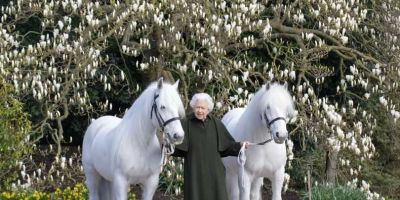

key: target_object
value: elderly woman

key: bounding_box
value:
[173,93,247,200]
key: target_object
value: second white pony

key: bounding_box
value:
[222,82,296,200]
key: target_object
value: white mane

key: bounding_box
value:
[246,83,295,118]
[113,81,185,153]
[122,81,185,121]
[234,83,295,142]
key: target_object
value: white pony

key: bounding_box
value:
[222,82,296,200]
[82,78,185,200]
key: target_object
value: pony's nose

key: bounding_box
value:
[274,131,287,144]
[173,133,183,142]
[275,131,288,138]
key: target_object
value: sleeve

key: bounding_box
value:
[214,116,241,157]
[171,148,186,157]
[171,118,188,157]
[220,142,241,157]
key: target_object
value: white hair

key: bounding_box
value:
[190,93,214,111]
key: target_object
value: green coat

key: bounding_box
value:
[173,113,241,200]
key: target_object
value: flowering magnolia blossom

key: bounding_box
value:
[0,0,399,197]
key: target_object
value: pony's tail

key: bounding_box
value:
[98,178,112,200]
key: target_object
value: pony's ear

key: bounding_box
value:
[265,82,271,90]
[157,77,164,89]
[173,79,180,89]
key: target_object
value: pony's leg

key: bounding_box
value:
[98,178,112,200]
[238,171,252,200]
[250,177,263,200]
[112,174,129,200]
[85,168,101,200]
[141,174,159,200]
[270,167,285,200]
[225,168,239,200]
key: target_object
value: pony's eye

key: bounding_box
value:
[160,105,166,109]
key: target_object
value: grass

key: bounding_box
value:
[304,184,367,200]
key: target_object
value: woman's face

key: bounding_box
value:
[193,100,209,121]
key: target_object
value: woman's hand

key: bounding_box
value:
[240,141,249,149]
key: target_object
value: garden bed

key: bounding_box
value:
[19,145,301,199]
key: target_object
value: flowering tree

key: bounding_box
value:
[1,0,399,197]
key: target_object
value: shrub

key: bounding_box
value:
[159,157,184,196]
[304,184,367,200]
[0,183,137,200]
[0,80,32,190]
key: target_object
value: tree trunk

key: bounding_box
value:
[325,150,338,184]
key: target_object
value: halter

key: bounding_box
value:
[150,94,181,131]
[249,112,286,145]
[150,93,181,171]
[263,112,286,127]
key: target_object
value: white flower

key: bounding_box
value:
[340,35,348,44]
[229,96,237,102]
[21,171,26,179]
[242,71,249,82]
[306,33,314,40]
[237,87,243,94]
[289,71,296,80]
[60,156,66,169]
[337,127,344,139]
[354,148,361,155]
[58,20,64,30]
[379,96,387,106]
[286,140,294,150]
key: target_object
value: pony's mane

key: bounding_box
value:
[110,80,184,153]
[122,80,185,122]
[248,82,295,116]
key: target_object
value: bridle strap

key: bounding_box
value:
[151,94,180,131]
[267,117,286,127]
[254,138,273,145]
[263,112,286,127]
[151,93,180,171]
[163,117,181,127]
[252,112,286,145]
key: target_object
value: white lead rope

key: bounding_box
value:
[237,141,271,190]
[237,138,273,167]
[160,134,175,171]
[237,141,262,166]
[237,143,248,191]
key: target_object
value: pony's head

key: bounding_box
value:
[260,82,295,144]
[151,78,185,144]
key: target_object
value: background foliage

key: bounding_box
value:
[0,0,399,199]
[0,79,32,190]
